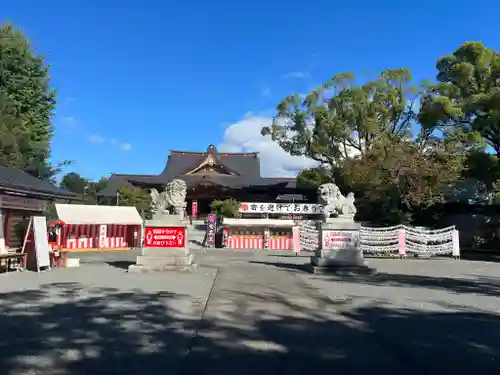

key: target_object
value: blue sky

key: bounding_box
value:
[3,0,500,180]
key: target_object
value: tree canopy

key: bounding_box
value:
[117,187,152,219]
[262,52,499,224]
[211,198,241,219]
[420,42,500,154]
[262,69,419,166]
[60,172,88,195]
[0,22,65,181]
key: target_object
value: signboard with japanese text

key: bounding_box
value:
[144,226,186,248]
[206,214,217,246]
[0,195,44,211]
[322,230,358,249]
[239,202,323,215]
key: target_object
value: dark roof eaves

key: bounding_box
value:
[0,184,77,200]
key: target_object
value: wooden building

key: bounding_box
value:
[0,166,76,250]
[97,144,315,216]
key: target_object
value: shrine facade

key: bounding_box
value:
[97,144,315,217]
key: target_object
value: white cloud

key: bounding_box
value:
[218,114,318,177]
[120,143,132,152]
[283,71,310,79]
[110,138,132,152]
[88,134,105,144]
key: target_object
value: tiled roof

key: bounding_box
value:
[159,144,261,180]
[0,166,76,199]
[97,144,298,197]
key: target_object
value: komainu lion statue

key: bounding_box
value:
[150,179,187,215]
[317,183,357,220]
[150,188,168,213]
[165,179,187,210]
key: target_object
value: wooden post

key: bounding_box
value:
[3,209,12,247]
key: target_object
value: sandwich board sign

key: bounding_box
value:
[21,216,51,272]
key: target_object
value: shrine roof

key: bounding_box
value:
[96,145,299,197]
[160,144,261,180]
[0,166,77,199]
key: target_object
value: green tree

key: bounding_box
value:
[0,23,66,180]
[263,69,466,224]
[343,137,465,224]
[420,42,500,154]
[60,172,88,195]
[210,198,240,219]
[0,94,26,168]
[262,69,419,167]
[85,177,109,204]
[117,186,152,219]
[296,167,332,188]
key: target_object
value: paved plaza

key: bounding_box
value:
[0,249,499,374]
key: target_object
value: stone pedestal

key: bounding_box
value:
[309,217,375,275]
[128,218,197,273]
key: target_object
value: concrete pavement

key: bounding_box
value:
[1,249,499,374]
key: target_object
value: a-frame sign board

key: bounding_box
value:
[21,216,51,272]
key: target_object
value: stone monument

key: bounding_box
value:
[128,179,197,273]
[309,182,374,274]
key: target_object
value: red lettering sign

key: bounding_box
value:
[144,226,186,248]
[323,230,357,249]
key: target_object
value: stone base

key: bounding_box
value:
[128,263,198,273]
[323,216,359,230]
[129,246,197,273]
[141,247,189,257]
[311,248,367,267]
[307,263,376,275]
[310,217,376,275]
[146,217,189,227]
[136,253,194,267]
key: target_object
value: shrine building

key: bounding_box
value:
[97,144,316,217]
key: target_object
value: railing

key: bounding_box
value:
[360,225,401,256]
[297,220,319,252]
[361,225,459,258]
[297,221,460,258]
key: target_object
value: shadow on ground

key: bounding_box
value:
[250,260,500,297]
[0,280,499,374]
[189,239,204,246]
[106,260,135,270]
[460,250,500,263]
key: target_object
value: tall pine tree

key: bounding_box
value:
[0,22,63,181]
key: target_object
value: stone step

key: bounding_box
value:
[141,247,190,257]
[128,264,198,273]
[136,254,194,267]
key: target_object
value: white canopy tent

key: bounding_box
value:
[53,204,143,251]
[55,204,143,225]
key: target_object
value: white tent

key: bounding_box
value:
[55,204,143,225]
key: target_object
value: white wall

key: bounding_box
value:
[0,210,6,253]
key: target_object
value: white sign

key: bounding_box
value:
[152,234,177,240]
[32,216,51,270]
[239,202,323,215]
[98,224,107,248]
[322,230,358,249]
[0,195,44,211]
